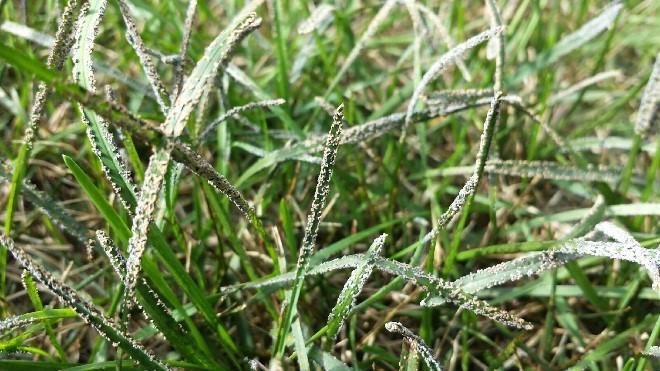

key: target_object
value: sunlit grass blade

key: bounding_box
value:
[634,51,659,138]
[198,98,285,141]
[385,322,442,371]
[163,10,262,137]
[548,69,623,105]
[326,234,386,342]
[273,104,344,358]
[0,234,170,371]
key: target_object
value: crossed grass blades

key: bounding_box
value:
[0,0,659,369]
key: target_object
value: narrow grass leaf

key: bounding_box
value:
[21,272,68,361]
[401,27,504,139]
[199,98,285,141]
[72,0,138,214]
[116,0,170,113]
[548,70,623,105]
[163,11,262,137]
[273,104,344,357]
[385,322,442,371]
[374,257,531,329]
[326,234,386,342]
[634,51,660,137]
[511,1,623,84]
[0,235,170,371]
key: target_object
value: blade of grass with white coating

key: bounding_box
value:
[548,70,623,105]
[385,322,442,371]
[401,27,504,140]
[634,51,659,138]
[125,11,262,307]
[2,0,79,308]
[116,0,170,113]
[418,160,622,184]
[373,257,532,329]
[510,1,623,84]
[326,234,386,342]
[72,0,138,214]
[0,43,277,277]
[273,104,344,358]
[62,155,228,368]
[0,234,170,371]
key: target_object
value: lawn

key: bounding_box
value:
[0,0,658,369]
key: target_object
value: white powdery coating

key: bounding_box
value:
[485,160,620,183]
[402,26,505,136]
[591,222,660,291]
[199,99,285,140]
[642,346,660,358]
[297,104,344,266]
[374,257,530,329]
[327,234,386,341]
[385,322,443,371]
[96,230,125,279]
[297,4,335,34]
[72,0,107,91]
[164,12,262,137]
[634,51,660,137]
[0,234,169,370]
[0,315,39,332]
[422,93,502,244]
[424,89,493,106]
[116,0,170,114]
[125,146,172,307]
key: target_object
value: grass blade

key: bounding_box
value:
[273,104,344,358]
[326,234,386,342]
[0,234,170,371]
[385,322,442,371]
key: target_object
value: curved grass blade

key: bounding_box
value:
[326,234,386,342]
[116,0,170,113]
[72,0,138,214]
[510,1,623,84]
[273,104,344,358]
[0,234,170,371]
[373,257,532,330]
[401,27,504,140]
[2,0,79,309]
[163,11,262,137]
[385,322,442,371]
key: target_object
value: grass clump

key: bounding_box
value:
[0,0,658,369]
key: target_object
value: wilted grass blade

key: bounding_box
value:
[273,104,344,358]
[0,234,170,370]
[326,234,386,342]
[385,322,442,371]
